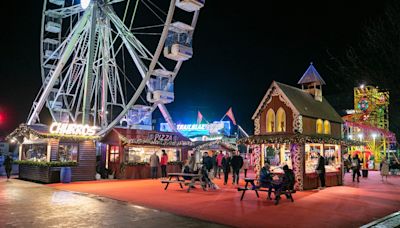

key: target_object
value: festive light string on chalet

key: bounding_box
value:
[194,139,238,151]
[237,134,365,146]
[7,124,100,141]
[118,134,194,146]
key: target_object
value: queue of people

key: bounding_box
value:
[180,150,251,186]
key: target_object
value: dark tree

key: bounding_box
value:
[328,0,400,138]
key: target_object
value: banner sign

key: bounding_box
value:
[49,122,99,136]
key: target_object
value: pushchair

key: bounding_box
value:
[200,165,219,190]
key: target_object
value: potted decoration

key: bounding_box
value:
[119,162,127,179]
[107,168,115,179]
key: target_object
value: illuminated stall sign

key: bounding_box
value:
[160,121,231,138]
[148,133,178,142]
[49,122,98,136]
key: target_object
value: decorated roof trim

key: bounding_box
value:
[118,134,194,147]
[7,124,100,141]
[194,139,237,151]
[252,81,300,120]
[238,133,364,147]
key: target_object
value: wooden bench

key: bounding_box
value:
[162,173,206,192]
[161,179,185,190]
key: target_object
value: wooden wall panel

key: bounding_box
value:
[71,140,96,181]
[259,95,294,134]
[49,139,59,161]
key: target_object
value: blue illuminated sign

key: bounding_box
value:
[160,121,231,138]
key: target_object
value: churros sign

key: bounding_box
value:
[49,122,99,136]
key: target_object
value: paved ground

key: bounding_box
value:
[0,178,226,228]
[49,171,400,228]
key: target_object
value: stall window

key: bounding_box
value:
[58,143,78,162]
[276,108,286,132]
[109,146,120,162]
[324,120,331,134]
[262,144,292,173]
[124,147,180,163]
[305,144,322,173]
[266,109,275,133]
[22,144,47,161]
[324,144,340,172]
[316,119,323,134]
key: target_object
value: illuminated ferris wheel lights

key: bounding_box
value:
[81,0,91,9]
[371,133,378,139]
[360,84,365,89]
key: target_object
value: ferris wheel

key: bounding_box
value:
[27,0,204,136]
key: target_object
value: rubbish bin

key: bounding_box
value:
[362,169,368,178]
[60,167,72,183]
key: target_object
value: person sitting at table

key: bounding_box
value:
[274,165,295,205]
[252,163,274,199]
[182,160,192,181]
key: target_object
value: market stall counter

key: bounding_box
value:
[8,123,98,183]
[100,128,193,179]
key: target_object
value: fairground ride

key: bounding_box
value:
[27,0,205,136]
[343,85,397,167]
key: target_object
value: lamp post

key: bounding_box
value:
[371,133,377,170]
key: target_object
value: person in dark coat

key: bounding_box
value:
[230,151,243,185]
[351,154,362,182]
[202,152,213,172]
[221,153,231,185]
[4,155,13,180]
[315,152,326,189]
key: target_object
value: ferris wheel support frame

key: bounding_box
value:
[27,10,91,125]
[82,3,98,124]
[97,0,177,135]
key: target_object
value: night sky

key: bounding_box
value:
[0,0,390,136]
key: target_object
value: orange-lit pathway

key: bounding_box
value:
[49,171,400,228]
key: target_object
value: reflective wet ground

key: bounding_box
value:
[0,178,227,227]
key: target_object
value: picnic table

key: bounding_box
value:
[237,177,294,205]
[161,173,206,193]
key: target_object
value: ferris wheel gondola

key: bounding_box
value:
[27,0,204,136]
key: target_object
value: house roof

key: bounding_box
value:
[276,82,343,123]
[104,128,193,147]
[297,63,326,85]
[252,81,343,123]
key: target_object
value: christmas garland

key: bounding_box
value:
[194,139,238,151]
[238,133,365,146]
[15,160,78,167]
[119,134,194,147]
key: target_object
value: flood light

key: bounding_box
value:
[81,0,91,9]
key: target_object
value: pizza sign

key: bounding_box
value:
[148,133,178,142]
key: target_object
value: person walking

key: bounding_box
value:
[160,150,168,178]
[216,151,224,179]
[4,155,13,181]
[315,152,326,189]
[351,154,362,182]
[380,157,389,181]
[231,151,243,185]
[149,152,160,179]
[202,152,213,172]
[212,152,218,179]
[188,152,196,172]
[222,153,231,185]
[242,155,250,178]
